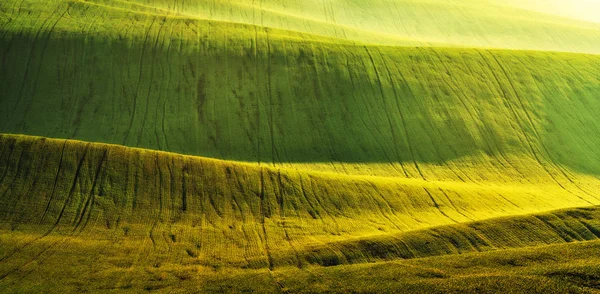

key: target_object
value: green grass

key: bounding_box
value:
[4,236,600,292]
[1,0,600,292]
[2,229,600,293]
[1,134,600,292]
[275,240,600,293]
[7,0,599,51]
[2,0,600,179]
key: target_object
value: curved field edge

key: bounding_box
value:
[3,0,600,52]
[1,134,600,270]
[272,240,600,293]
[1,135,600,292]
[2,5,600,181]
[2,230,600,293]
[287,205,600,267]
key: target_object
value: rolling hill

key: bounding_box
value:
[1,0,600,292]
[1,134,600,292]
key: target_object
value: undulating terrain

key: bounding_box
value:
[1,0,600,292]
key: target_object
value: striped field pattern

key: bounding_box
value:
[1,0,600,292]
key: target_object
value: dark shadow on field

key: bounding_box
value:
[0,32,477,165]
[487,50,600,176]
[1,24,600,175]
[539,66,600,176]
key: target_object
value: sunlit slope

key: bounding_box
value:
[496,0,600,24]
[2,1,600,181]
[278,240,600,293]
[30,0,600,52]
[1,134,600,292]
[2,134,599,240]
[2,1,600,292]
[1,134,600,267]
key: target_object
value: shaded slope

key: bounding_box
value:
[2,1,600,181]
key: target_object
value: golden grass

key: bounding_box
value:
[2,0,600,292]
[0,134,599,285]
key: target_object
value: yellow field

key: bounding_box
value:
[1,0,600,292]
[1,134,600,292]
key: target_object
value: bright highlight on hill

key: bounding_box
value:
[1,0,600,292]
[499,0,600,24]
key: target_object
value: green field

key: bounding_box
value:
[1,0,600,292]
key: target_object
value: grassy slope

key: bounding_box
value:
[2,0,600,180]
[2,236,600,293]
[2,0,600,292]
[1,134,600,292]
[49,0,600,52]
